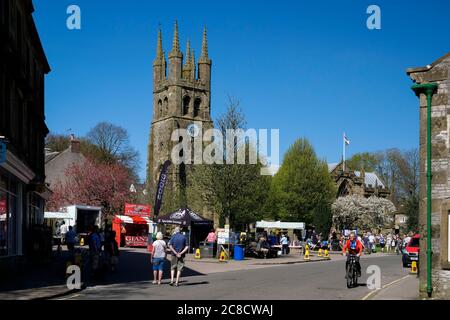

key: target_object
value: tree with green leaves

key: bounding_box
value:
[187,97,271,229]
[271,138,335,225]
[313,202,333,236]
[346,152,379,172]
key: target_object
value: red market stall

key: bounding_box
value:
[112,203,156,247]
[112,213,156,247]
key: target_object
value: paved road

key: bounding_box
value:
[61,252,410,300]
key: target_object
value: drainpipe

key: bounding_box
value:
[412,82,438,298]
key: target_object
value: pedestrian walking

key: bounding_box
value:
[368,233,375,253]
[151,232,167,285]
[89,226,102,276]
[386,233,392,252]
[168,227,189,287]
[391,235,397,253]
[65,225,77,256]
[379,234,386,253]
[205,229,216,244]
[396,235,402,255]
[60,221,68,245]
[363,233,369,254]
[205,228,217,255]
[105,230,120,272]
[280,233,289,255]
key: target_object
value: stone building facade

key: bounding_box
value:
[328,162,390,199]
[0,0,51,272]
[45,136,86,190]
[407,52,450,299]
[146,23,213,213]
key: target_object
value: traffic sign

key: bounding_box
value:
[0,141,6,164]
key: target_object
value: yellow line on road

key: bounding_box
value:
[361,275,411,300]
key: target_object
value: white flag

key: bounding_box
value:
[344,133,350,146]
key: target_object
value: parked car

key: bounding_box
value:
[402,234,420,267]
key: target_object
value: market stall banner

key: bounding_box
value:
[153,160,172,217]
[125,236,148,247]
[157,208,213,226]
[124,203,151,217]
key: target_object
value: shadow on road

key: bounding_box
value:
[86,249,205,287]
[179,281,209,286]
[0,251,69,293]
[0,248,206,294]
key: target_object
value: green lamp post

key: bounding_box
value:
[411,82,438,298]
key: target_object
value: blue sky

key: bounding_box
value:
[33,0,450,180]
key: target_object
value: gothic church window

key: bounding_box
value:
[158,99,162,117]
[194,98,201,118]
[183,96,190,116]
[163,97,168,116]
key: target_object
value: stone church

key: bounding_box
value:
[328,161,390,199]
[146,22,213,212]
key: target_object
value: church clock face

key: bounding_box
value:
[187,123,200,138]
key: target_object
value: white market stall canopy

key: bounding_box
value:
[114,215,153,225]
[44,212,74,220]
[256,220,305,230]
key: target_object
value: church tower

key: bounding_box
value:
[146,22,213,213]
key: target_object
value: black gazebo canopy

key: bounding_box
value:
[157,208,212,227]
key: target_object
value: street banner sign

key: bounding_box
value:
[153,160,172,217]
[0,141,6,165]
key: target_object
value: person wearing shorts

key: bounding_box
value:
[168,227,189,287]
[151,232,167,285]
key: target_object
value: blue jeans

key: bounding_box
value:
[152,257,165,271]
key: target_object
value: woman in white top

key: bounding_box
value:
[151,232,167,285]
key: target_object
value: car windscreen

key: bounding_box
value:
[409,238,420,247]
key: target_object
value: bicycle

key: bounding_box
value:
[346,254,358,288]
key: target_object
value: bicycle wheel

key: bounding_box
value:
[346,265,353,288]
[352,267,358,287]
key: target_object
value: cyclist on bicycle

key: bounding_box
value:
[342,232,363,278]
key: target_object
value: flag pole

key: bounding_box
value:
[343,132,345,172]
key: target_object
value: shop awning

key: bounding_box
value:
[113,215,153,225]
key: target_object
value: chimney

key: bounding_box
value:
[70,135,81,153]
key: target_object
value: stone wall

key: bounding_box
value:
[408,52,450,299]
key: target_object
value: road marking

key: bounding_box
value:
[361,274,411,300]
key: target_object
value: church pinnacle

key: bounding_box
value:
[200,27,208,60]
[154,27,165,65]
[169,20,182,58]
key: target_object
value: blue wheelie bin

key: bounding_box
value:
[234,244,245,261]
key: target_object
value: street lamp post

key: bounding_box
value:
[411,82,438,298]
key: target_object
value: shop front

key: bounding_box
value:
[0,152,50,273]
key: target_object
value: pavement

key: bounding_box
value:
[0,247,85,300]
[364,274,419,300]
